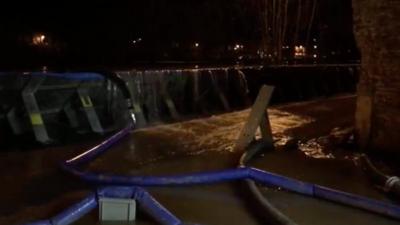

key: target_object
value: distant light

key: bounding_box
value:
[32,33,47,46]
[313,45,318,49]
[294,45,306,58]
[132,40,137,44]
[234,44,240,51]
[313,54,317,58]
[137,38,142,42]
[331,51,336,55]
[234,44,244,51]
[194,43,199,47]
[313,38,317,42]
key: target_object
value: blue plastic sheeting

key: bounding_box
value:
[24,186,181,225]
[61,128,400,221]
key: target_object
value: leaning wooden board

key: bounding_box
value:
[234,85,274,152]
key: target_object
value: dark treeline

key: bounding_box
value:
[0,1,358,70]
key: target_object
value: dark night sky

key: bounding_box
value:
[0,1,358,70]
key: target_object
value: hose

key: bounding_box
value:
[360,154,400,199]
[239,140,298,225]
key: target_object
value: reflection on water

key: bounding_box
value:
[298,137,335,159]
[81,96,400,225]
[88,107,314,173]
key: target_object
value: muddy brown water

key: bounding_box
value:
[2,95,400,225]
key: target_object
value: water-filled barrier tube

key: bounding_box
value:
[23,186,181,225]
[24,127,400,225]
[57,127,400,223]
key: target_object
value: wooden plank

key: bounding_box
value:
[234,85,274,151]
[260,111,274,148]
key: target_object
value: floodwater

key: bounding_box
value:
[1,95,400,225]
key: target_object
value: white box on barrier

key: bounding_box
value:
[99,197,136,222]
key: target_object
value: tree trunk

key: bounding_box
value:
[353,0,400,153]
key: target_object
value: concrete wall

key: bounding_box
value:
[353,0,400,152]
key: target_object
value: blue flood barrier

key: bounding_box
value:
[314,185,400,220]
[249,167,314,196]
[50,194,97,225]
[63,166,249,186]
[22,195,97,225]
[64,126,132,167]
[24,186,182,225]
[30,72,104,81]
[60,128,400,222]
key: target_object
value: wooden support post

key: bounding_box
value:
[234,85,275,152]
